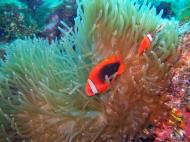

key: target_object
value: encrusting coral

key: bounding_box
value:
[0,0,181,141]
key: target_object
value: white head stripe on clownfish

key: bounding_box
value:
[87,79,98,95]
[138,33,153,56]
[147,33,153,42]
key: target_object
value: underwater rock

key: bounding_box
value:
[0,4,40,43]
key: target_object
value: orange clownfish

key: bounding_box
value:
[138,24,165,56]
[85,54,126,96]
[138,33,153,56]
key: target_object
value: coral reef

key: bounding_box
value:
[0,0,181,141]
[153,32,190,142]
[0,4,39,43]
[0,0,77,43]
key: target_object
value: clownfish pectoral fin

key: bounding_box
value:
[105,75,111,84]
[104,64,126,84]
[105,73,117,84]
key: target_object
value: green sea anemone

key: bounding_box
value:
[0,0,180,141]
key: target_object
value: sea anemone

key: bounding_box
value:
[0,0,180,141]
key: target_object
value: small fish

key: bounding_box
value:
[138,24,165,56]
[171,108,183,121]
[85,54,126,96]
[138,33,153,56]
[170,108,185,129]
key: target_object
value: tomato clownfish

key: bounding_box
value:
[85,54,126,96]
[138,24,165,56]
[138,33,153,56]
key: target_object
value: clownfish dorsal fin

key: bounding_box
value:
[87,79,98,95]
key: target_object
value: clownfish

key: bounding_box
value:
[138,33,153,56]
[138,24,165,56]
[85,54,126,96]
